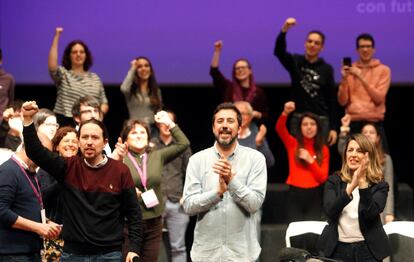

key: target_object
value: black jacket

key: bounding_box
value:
[274,31,338,130]
[318,173,391,260]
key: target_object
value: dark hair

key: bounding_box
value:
[10,99,23,111]
[356,33,375,49]
[62,40,93,71]
[232,58,252,73]
[78,118,108,141]
[51,126,78,152]
[120,119,151,152]
[162,108,176,122]
[130,57,162,112]
[307,30,325,45]
[0,48,2,61]
[71,95,100,118]
[33,108,56,130]
[295,112,324,165]
[212,102,242,127]
[361,122,385,165]
[230,59,258,104]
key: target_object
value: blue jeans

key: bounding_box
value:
[0,253,40,262]
[163,200,189,262]
[61,251,122,262]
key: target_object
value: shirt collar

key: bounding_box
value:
[213,141,239,160]
[13,154,29,170]
[83,154,108,168]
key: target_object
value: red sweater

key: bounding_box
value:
[275,113,329,188]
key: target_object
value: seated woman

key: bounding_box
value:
[318,134,391,261]
[338,114,395,224]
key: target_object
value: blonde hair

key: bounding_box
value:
[340,134,383,184]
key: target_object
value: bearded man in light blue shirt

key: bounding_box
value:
[183,102,267,262]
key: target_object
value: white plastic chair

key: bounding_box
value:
[383,221,414,262]
[383,221,414,238]
[285,221,328,247]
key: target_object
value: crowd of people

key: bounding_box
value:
[0,16,394,262]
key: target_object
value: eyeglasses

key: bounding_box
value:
[234,66,249,71]
[358,45,373,49]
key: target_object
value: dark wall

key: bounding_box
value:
[15,84,414,186]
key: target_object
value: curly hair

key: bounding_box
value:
[51,126,78,153]
[62,40,93,71]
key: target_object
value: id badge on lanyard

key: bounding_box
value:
[12,156,47,223]
[128,152,159,208]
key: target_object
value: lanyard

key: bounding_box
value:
[11,156,43,208]
[127,152,148,190]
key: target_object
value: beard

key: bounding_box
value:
[215,128,237,147]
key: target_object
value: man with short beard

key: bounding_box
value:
[21,101,142,262]
[182,102,267,262]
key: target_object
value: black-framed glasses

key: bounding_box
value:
[358,45,373,49]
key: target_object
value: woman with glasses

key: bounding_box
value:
[210,40,268,119]
[33,108,59,140]
[210,40,269,144]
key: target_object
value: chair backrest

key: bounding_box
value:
[383,221,414,262]
[383,221,414,238]
[285,221,328,247]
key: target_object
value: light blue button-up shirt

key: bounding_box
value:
[183,142,267,262]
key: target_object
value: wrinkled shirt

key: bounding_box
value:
[183,142,267,262]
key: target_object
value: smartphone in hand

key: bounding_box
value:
[342,57,352,67]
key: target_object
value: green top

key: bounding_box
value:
[123,125,190,220]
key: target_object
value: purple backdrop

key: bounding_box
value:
[1,0,413,84]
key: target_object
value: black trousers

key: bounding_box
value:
[331,241,381,262]
[286,185,323,222]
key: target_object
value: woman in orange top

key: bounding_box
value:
[276,101,329,222]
